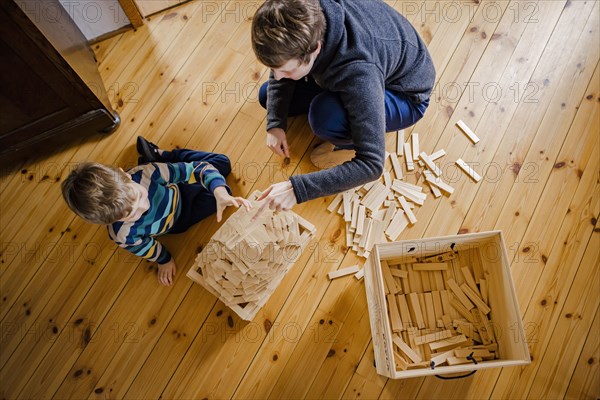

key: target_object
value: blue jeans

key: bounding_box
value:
[155,149,231,234]
[258,77,429,149]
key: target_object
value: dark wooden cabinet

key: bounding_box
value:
[0,0,120,170]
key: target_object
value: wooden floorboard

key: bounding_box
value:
[0,1,598,399]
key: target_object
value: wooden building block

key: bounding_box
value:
[356,205,366,236]
[433,271,445,291]
[391,183,426,205]
[412,263,448,271]
[407,293,425,329]
[390,268,408,279]
[393,334,422,363]
[385,210,409,241]
[393,179,423,192]
[461,266,479,293]
[394,351,409,371]
[450,297,476,324]
[454,320,482,343]
[381,261,402,294]
[350,199,360,232]
[430,349,455,366]
[419,152,442,176]
[456,120,480,144]
[328,265,360,280]
[414,329,453,346]
[362,182,389,212]
[424,293,437,329]
[456,158,482,182]
[358,218,371,250]
[430,149,446,161]
[417,293,428,329]
[363,180,376,191]
[441,314,453,330]
[397,130,405,155]
[327,193,343,212]
[432,290,443,320]
[354,268,364,280]
[390,152,403,180]
[427,181,442,198]
[429,334,468,352]
[424,171,454,195]
[345,222,353,247]
[411,133,420,161]
[403,143,414,171]
[382,203,397,231]
[398,196,417,224]
[471,308,495,344]
[447,279,476,310]
[387,293,403,332]
[400,265,411,293]
[383,169,392,188]
[407,327,420,356]
[479,279,488,304]
[397,294,412,330]
[421,271,431,292]
[460,283,491,314]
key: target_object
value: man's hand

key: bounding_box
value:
[267,128,290,158]
[214,186,253,222]
[252,181,297,221]
[158,258,177,286]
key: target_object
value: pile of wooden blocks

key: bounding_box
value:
[378,250,498,371]
[327,121,482,260]
[187,191,316,320]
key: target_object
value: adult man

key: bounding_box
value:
[252,0,435,214]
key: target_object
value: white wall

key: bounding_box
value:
[58,0,130,40]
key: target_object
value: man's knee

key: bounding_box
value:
[308,92,346,141]
[258,82,268,110]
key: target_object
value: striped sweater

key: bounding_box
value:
[107,161,228,264]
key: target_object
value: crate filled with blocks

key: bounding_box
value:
[363,231,530,378]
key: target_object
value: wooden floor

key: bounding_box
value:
[1,0,598,398]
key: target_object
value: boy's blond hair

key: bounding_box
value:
[61,162,136,224]
[251,0,326,68]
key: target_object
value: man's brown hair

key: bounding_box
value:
[251,0,326,68]
[61,162,136,225]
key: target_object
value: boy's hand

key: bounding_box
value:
[214,186,253,222]
[158,258,176,286]
[267,128,290,158]
[252,181,297,221]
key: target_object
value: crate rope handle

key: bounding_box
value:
[430,352,478,380]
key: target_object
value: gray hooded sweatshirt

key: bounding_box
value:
[266,0,436,203]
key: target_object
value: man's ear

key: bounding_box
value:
[314,41,322,56]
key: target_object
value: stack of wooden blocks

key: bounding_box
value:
[327,121,482,260]
[187,191,316,320]
[377,250,498,371]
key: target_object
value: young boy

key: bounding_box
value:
[250,0,435,216]
[61,136,251,286]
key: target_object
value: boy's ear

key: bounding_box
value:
[119,167,132,180]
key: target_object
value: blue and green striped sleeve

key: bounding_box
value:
[154,162,230,193]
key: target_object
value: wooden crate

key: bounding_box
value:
[364,231,530,378]
[187,191,316,320]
